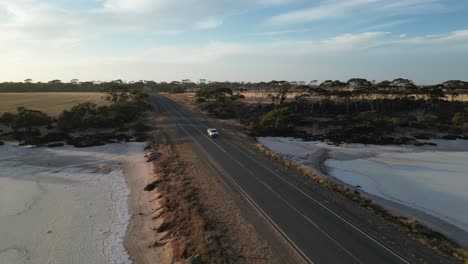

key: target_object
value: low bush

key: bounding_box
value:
[255,107,297,133]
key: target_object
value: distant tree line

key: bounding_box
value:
[193,78,468,143]
[0,79,146,92]
[2,78,467,98]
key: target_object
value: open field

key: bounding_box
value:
[0,92,107,116]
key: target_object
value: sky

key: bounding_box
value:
[0,0,467,84]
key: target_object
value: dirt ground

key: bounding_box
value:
[0,92,107,116]
[124,145,175,264]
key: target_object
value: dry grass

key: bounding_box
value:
[0,92,107,116]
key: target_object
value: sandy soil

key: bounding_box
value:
[0,142,146,264]
[123,145,175,264]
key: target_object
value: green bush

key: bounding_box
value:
[0,112,15,126]
[12,107,51,130]
[57,102,98,131]
[257,107,297,132]
[452,112,465,127]
[57,91,151,131]
[196,97,207,103]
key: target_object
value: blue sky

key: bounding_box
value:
[0,0,467,84]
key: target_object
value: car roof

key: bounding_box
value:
[208,128,218,131]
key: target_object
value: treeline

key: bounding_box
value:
[0,89,151,147]
[0,79,148,93]
[194,79,468,144]
[155,78,468,99]
[3,79,468,97]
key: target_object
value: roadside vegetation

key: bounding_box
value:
[0,84,151,147]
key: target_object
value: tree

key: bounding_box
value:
[0,112,15,126]
[257,107,296,131]
[390,78,417,95]
[442,80,468,101]
[347,78,372,89]
[452,112,465,127]
[267,80,291,105]
[196,86,233,99]
[12,107,51,130]
[48,79,62,84]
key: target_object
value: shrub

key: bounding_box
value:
[57,92,151,131]
[0,112,15,126]
[132,122,152,132]
[195,97,206,103]
[452,112,465,127]
[57,102,98,131]
[12,107,51,129]
[256,107,297,132]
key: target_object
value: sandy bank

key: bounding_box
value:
[0,142,146,264]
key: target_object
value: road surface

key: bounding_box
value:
[155,95,410,264]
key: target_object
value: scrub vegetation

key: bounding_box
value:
[189,78,468,144]
[0,83,151,147]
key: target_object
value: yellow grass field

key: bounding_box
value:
[0,92,107,116]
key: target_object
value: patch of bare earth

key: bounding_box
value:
[133,98,302,263]
[164,92,465,264]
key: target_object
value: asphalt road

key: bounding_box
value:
[155,95,410,264]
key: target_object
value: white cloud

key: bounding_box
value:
[120,30,468,64]
[116,31,391,64]
[266,0,448,25]
[103,0,163,13]
[254,29,309,36]
[0,0,283,45]
[267,0,380,25]
[396,30,468,45]
[195,17,223,29]
[323,31,389,48]
[255,0,294,5]
[378,0,446,13]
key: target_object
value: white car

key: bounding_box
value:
[207,128,219,138]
